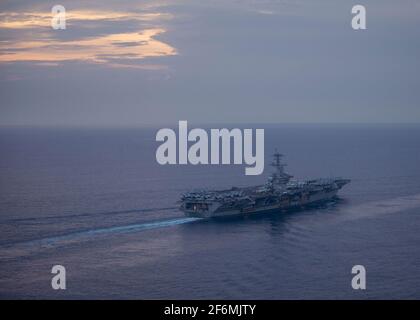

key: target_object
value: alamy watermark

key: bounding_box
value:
[51,265,66,290]
[156,121,265,175]
[51,5,66,30]
[351,265,366,290]
[352,5,367,30]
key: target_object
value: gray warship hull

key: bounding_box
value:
[179,152,350,219]
[184,192,338,218]
[182,184,346,219]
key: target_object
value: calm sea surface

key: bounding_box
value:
[0,124,420,299]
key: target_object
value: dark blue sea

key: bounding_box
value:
[0,124,420,299]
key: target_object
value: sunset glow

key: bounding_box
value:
[0,10,176,67]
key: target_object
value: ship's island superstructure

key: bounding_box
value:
[180,152,350,218]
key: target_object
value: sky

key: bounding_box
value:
[0,0,419,126]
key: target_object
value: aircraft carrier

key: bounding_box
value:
[180,152,350,218]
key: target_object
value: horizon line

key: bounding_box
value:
[1,121,420,129]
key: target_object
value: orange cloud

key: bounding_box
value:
[0,10,177,68]
[0,11,170,29]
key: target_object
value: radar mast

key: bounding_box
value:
[269,150,292,186]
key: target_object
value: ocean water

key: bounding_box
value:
[0,124,420,299]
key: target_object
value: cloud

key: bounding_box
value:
[0,11,171,29]
[1,0,419,125]
[0,10,177,68]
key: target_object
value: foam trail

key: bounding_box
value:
[1,217,202,254]
[4,206,179,223]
